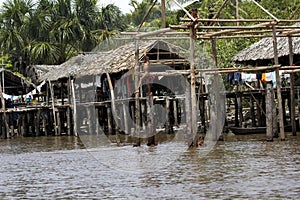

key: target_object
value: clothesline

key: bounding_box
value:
[226,71,290,88]
[2,80,46,101]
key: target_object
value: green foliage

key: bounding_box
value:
[0,54,13,70]
[0,0,127,66]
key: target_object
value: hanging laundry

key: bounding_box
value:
[96,75,102,88]
[226,73,234,84]
[261,73,266,82]
[233,72,243,85]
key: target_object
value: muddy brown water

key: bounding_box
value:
[0,133,299,199]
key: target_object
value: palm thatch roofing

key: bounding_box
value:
[232,37,300,63]
[40,40,188,82]
[232,23,300,65]
[27,65,60,84]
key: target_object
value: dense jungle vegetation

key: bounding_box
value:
[0,0,299,71]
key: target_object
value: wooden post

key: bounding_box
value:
[238,92,243,127]
[173,99,178,127]
[266,83,273,141]
[122,79,129,135]
[42,110,48,136]
[234,94,239,127]
[272,25,285,140]
[250,96,256,127]
[49,81,58,135]
[165,97,170,133]
[21,112,27,136]
[60,81,64,105]
[71,79,78,136]
[134,39,141,146]
[35,108,41,136]
[107,105,113,135]
[0,81,9,138]
[257,97,262,127]
[67,77,72,135]
[147,95,155,146]
[189,25,198,146]
[272,88,278,138]
[288,36,296,136]
[56,110,61,135]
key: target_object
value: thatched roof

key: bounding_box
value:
[232,37,300,63]
[40,40,188,82]
[27,65,60,84]
[233,22,300,65]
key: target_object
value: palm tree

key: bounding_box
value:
[0,0,35,64]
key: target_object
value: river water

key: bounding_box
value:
[0,133,299,199]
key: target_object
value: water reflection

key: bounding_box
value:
[0,134,299,199]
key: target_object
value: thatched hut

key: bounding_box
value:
[39,40,189,102]
[40,40,188,81]
[232,36,300,66]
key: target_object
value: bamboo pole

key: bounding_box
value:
[250,0,279,22]
[288,36,296,136]
[137,0,158,31]
[206,22,276,37]
[236,0,239,26]
[272,25,285,141]
[71,79,78,137]
[105,72,120,144]
[208,0,230,26]
[171,0,196,21]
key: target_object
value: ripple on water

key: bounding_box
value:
[0,134,299,199]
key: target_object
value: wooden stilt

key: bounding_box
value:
[272,89,278,138]
[234,94,239,127]
[56,110,61,135]
[165,97,170,133]
[49,81,58,135]
[257,97,262,127]
[71,79,78,137]
[134,39,141,147]
[188,25,198,146]
[250,96,256,127]
[272,25,285,140]
[107,105,113,135]
[147,95,155,146]
[35,109,41,136]
[266,83,273,141]
[173,99,178,127]
[288,36,296,136]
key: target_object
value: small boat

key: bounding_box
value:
[229,125,293,135]
[229,127,266,135]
